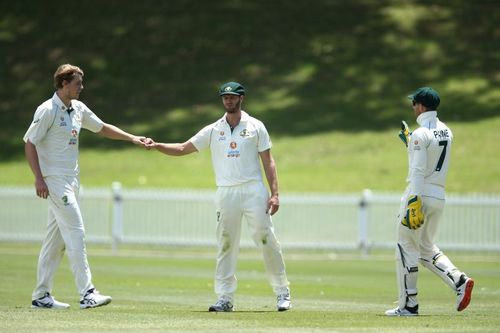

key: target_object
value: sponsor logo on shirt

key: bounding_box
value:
[69,128,78,145]
[218,131,226,141]
[62,195,69,206]
[227,141,240,157]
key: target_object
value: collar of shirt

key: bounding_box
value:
[52,92,73,112]
[220,110,250,126]
[416,111,437,126]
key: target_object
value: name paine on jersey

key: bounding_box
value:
[433,129,450,140]
[412,129,450,151]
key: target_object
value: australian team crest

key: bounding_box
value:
[239,129,250,137]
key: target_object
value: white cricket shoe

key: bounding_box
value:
[456,275,474,311]
[31,293,70,309]
[277,292,292,311]
[385,305,418,316]
[80,288,112,309]
[208,299,234,312]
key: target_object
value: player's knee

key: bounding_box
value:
[219,231,232,253]
[255,231,279,249]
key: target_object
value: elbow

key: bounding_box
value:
[176,145,190,156]
[97,124,109,136]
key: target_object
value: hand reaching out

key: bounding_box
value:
[132,136,156,149]
[142,137,157,149]
[132,136,147,147]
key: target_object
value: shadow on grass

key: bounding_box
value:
[1,0,499,159]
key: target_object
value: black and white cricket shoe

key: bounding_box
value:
[456,275,474,311]
[208,299,234,312]
[385,305,419,316]
[80,288,112,309]
[31,292,70,309]
[277,292,292,311]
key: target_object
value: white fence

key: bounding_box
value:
[1,184,499,252]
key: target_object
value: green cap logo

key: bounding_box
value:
[219,82,245,96]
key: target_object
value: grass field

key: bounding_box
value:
[2,116,500,193]
[1,243,499,333]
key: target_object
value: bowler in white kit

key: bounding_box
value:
[145,82,291,312]
[385,87,474,316]
[24,64,149,309]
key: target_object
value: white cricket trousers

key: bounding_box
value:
[395,186,462,309]
[32,175,93,300]
[214,181,289,302]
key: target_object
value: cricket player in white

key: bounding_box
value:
[385,87,474,316]
[24,64,148,309]
[145,82,291,312]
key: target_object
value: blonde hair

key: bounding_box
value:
[53,64,84,89]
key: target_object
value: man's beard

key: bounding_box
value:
[70,91,81,100]
[224,99,241,113]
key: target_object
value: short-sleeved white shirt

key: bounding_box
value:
[407,111,453,199]
[23,92,104,177]
[189,111,271,187]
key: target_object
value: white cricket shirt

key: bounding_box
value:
[189,111,271,187]
[407,111,453,199]
[23,92,105,177]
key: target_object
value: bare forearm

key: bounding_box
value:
[25,141,49,198]
[265,163,279,197]
[259,150,279,197]
[260,151,280,215]
[153,142,195,156]
[24,141,43,181]
[99,123,138,141]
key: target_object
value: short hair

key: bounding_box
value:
[53,64,84,89]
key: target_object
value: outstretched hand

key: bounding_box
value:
[132,136,156,149]
[131,136,148,147]
[142,137,157,150]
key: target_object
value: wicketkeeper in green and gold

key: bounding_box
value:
[385,87,474,316]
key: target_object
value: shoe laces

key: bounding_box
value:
[83,288,104,302]
[33,293,55,306]
[277,293,290,302]
[216,299,229,306]
[214,299,232,310]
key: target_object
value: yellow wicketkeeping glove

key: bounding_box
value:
[401,195,424,229]
[398,120,411,147]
